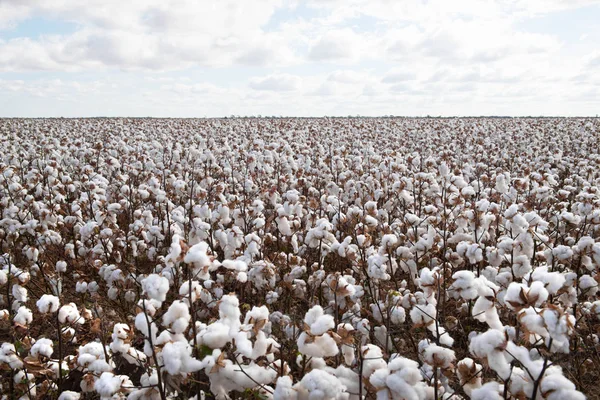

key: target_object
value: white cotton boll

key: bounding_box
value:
[14,370,35,393]
[14,306,33,325]
[162,300,190,334]
[218,294,241,322]
[304,305,334,335]
[236,271,248,283]
[530,267,565,295]
[471,381,501,400]
[541,371,585,400]
[266,291,279,304]
[361,345,386,378]
[94,372,122,397]
[125,290,136,302]
[469,330,510,379]
[112,323,130,340]
[30,338,54,359]
[59,303,82,324]
[410,303,436,327]
[579,275,598,297]
[56,260,67,273]
[77,342,112,372]
[276,216,293,236]
[452,270,478,300]
[199,322,231,349]
[552,245,573,261]
[135,312,158,342]
[384,356,428,399]
[528,281,549,306]
[76,281,88,293]
[161,341,205,375]
[12,284,28,303]
[504,203,518,219]
[390,306,406,325]
[221,259,248,272]
[512,255,531,278]
[274,376,297,400]
[457,358,482,396]
[0,343,24,369]
[58,391,81,400]
[542,308,575,353]
[141,274,170,303]
[465,244,483,264]
[37,294,60,314]
[369,367,390,390]
[310,314,335,336]
[294,369,347,400]
[107,287,119,300]
[298,331,339,358]
[422,343,455,369]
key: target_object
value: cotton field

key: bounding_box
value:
[1,117,600,400]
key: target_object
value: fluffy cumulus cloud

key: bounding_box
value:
[0,0,599,116]
[249,74,302,92]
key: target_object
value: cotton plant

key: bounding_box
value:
[1,118,599,398]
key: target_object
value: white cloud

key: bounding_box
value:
[0,0,599,115]
[308,29,365,62]
[249,73,302,91]
[381,70,417,84]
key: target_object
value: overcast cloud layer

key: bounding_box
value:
[0,0,599,117]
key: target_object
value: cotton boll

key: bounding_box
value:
[293,369,347,400]
[141,274,170,303]
[37,294,60,313]
[390,306,406,325]
[14,306,33,326]
[59,303,83,324]
[384,356,428,400]
[236,271,248,283]
[94,372,123,398]
[58,391,81,400]
[56,260,68,273]
[512,255,531,278]
[297,331,339,358]
[540,371,586,400]
[457,358,482,396]
[274,376,297,400]
[0,343,23,369]
[451,270,478,300]
[471,381,501,400]
[198,322,231,349]
[161,341,206,375]
[530,266,565,295]
[469,330,510,379]
[361,345,387,379]
[162,300,190,334]
[75,281,88,293]
[266,291,279,304]
[77,342,113,374]
[135,311,158,344]
[421,343,455,369]
[410,303,436,328]
[579,275,598,297]
[12,284,28,303]
[30,338,54,359]
[304,305,335,335]
[542,308,575,353]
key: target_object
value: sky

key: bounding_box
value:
[0,0,599,117]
